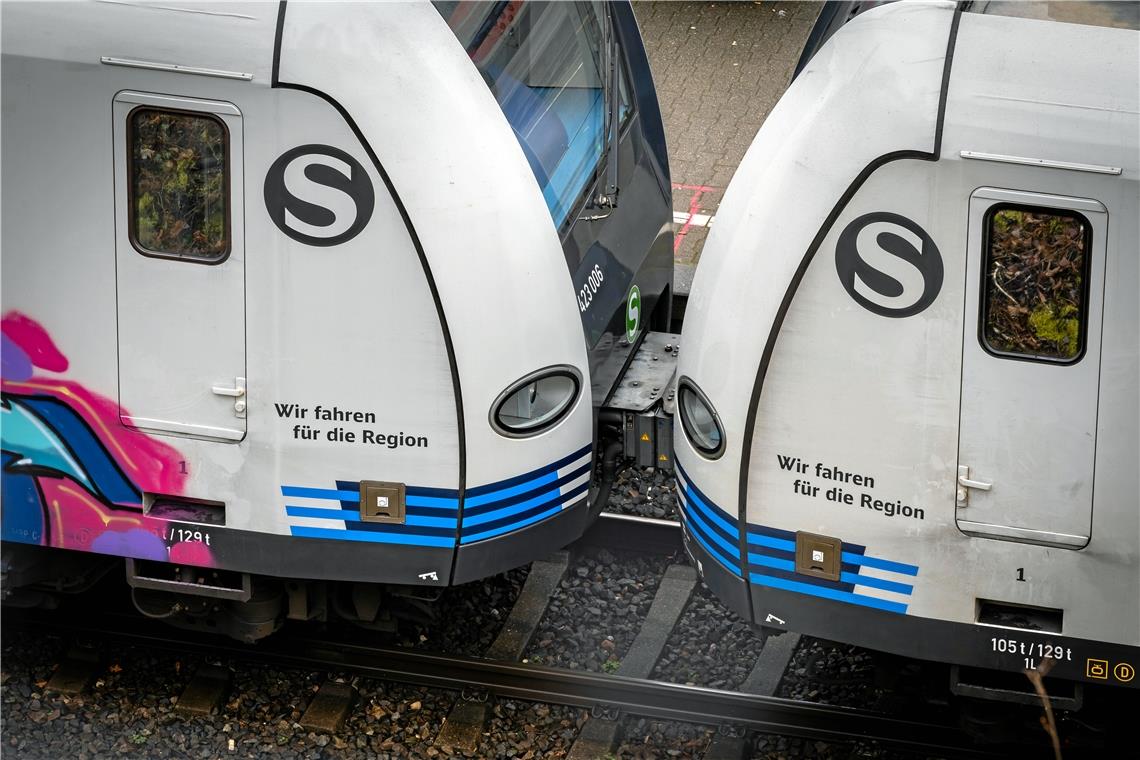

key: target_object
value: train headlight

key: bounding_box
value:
[491,367,581,437]
[678,379,725,458]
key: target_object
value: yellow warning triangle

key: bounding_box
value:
[640,433,651,442]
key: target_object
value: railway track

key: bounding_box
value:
[3,513,1010,759]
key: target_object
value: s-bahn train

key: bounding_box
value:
[675,0,1139,696]
[0,0,671,640]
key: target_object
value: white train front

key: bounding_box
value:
[674,1,1139,690]
[1,0,673,638]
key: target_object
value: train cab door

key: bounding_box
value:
[113,91,246,442]
[956,186,1107,549]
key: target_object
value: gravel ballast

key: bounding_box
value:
[616,717,714,759]
[649,584,764,690]
[377,567,529,657]
[2,630,454,759]
[603,466,678,520]
[523,548,671,672]
[776,636,880,708]
[474,699,586,759]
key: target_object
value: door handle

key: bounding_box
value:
[956,464,991,507]
[958,475,991,491]
[211,377,247,418]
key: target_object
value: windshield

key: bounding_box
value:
[434,1,608,228]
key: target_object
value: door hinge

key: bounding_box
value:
[211,377,247,418]
[956,464,992,507]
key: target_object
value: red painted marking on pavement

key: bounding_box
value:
[672,183,718,254]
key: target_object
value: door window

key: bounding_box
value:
[981,206,1091,363]
[129,109,229,261]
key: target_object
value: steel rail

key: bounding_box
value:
[4,606,995,758]
[582,511,683,554]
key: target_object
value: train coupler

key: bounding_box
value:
[603,331,679,471]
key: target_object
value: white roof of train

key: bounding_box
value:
[1,1,278,80]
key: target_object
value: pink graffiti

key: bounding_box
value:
[1,312,69,373]
[38,478,214,568]
[1,310,186,497]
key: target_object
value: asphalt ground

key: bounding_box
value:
[632,0,822,289]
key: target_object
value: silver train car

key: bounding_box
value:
[674,1,1139,692]
[1,0,671,639]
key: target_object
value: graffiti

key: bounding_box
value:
[1,311,213,567]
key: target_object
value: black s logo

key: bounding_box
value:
[834,212,943,318]
[264,145,375,247]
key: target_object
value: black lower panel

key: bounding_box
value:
[682,520,1139,690]
[2,529,456,589]
[451,496,591,585]
[680,520,751,621]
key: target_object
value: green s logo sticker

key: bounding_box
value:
[625,284,641,343]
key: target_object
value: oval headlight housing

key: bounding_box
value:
[491,367,581,437]
[678,379,725,458]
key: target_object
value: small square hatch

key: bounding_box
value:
[359,481,406,524]
[795,531,842,582]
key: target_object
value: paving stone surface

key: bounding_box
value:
[633,0,822,266]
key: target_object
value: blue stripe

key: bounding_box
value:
[680,515,742,576]
[463,463,591,515]
[286,507,352,521]
[342,520,454,537]
[677,477,739,540]
[285,507,457,529]
[748,555,910,594]
[407,485,460,498]
[281,486,359,501]
[337,480,462,500]
[463,482,589,536]
[842,552,919,577]
[282,485,460,510]
[747,534,916,578]
[21,397,141,505]
[750,574,908,614]
[462,482,564,528]
[749,545,863,577]
[462,464,592,517]
[405,494,462,509]
[746,522,797,543]
[746,532,796,552]
[747,553,794,572]
[844,572,913,595]
[748,565,856,594]
[460,504,561,543]
[675,463,739,527]
[466,444,592,497]
[678,491,741,560]
[290,526,455,548]
[466,470,558,508]
[337,480,461,507]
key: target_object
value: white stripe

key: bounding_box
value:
[854,562,912,583]
[289,515,347,530]
[557,451,593,480]
[283,498,346,510]
[558,471,592,502]
[851,583,912,603]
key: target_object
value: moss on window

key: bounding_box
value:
[983,208,1087,361]
[131,109,227,258]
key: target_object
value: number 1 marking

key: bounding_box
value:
[1016,567,1026,582]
